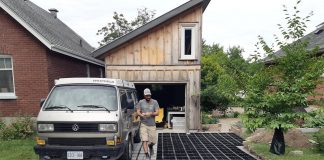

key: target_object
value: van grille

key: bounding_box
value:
[54,123,98,132]
[48,138,106,146]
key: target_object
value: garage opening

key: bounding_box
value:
[135,83,186,129]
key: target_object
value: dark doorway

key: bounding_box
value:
[135,84,186,128]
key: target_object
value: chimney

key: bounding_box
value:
[48,8,58,18]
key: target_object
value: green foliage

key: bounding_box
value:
[201,43,250,112]
[242,0,324,132]
[0,119,4,130]
[251,142,323,160]
[314,128,324,152]
[303,109,324,128]
[0,116,35,141]
[0,139,37,160]
[97,8,155,46]
[202,112,219,124]
[233,111,240,118]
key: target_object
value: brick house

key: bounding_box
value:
[0,0,104,116]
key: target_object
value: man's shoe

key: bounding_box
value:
[149,144,154,155]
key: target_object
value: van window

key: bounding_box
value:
[120,90,128,109]
[133,91,138,103]
[43,85,117,111]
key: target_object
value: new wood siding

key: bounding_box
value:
[104,7,202,65]
[103,6,203,130]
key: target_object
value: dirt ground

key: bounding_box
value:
[247,128,313,148]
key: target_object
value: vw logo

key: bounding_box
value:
[72,124,79,132]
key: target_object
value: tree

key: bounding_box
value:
[241,0,324,155]
[97,8,156,46]
[201,44,250,113]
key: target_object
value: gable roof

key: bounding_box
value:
[0,0,104,66]
[264,22,324,63]
[93,0,211,59]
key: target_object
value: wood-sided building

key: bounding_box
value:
[93,0,210,130]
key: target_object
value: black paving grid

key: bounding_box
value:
[157,133,256,160]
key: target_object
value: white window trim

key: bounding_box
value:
[0,55,17,99]
[180,23,198,60]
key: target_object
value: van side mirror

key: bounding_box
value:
[40,98,46,108]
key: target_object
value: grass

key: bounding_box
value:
[251,143,323,160]
[0,138,38,160]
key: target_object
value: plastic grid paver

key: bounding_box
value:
[156,133,256,160]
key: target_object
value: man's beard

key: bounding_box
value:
[145,98,151,102]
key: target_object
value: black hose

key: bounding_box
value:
[136,142,143,160]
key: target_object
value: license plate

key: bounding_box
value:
[67,151,83,159]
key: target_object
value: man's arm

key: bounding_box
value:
[151,108,159,116]
[151,100,159,116]
[136,102,144,117]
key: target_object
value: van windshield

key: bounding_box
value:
[43,85,117,111]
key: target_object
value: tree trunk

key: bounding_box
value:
[270,127,285,155]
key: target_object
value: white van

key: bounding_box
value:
[34,78,140,160]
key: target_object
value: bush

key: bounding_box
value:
[314,128,324,152]
[0,119,4,130]
[233,111,240,118]
[0,116,35,141]
[202,112,219,124]
[303,109,324,128]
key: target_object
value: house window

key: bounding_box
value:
[0,55,16,99]
[180,23,198,60]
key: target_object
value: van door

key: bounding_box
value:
[119,89,130,139]
[130,90,140,129]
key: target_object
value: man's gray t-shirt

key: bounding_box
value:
[137,99,159,126]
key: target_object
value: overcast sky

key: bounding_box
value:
[31,0,324,58]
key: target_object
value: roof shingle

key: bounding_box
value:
[0,0,104,66]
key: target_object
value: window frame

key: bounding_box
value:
[179,23,198,60]
[0,55,17,99]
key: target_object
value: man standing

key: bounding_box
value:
[136,88,159,159]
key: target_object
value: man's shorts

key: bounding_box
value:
[140,123,157,144]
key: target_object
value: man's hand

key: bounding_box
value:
[142,112,153,117]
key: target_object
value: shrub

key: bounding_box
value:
[202,112,219,124]
[314,128,324,152]
[303,109,324,128]
[0,119,4,130]
[0,116,35,140]
[233,111,240,118]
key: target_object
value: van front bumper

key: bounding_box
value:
[34,143,125,160]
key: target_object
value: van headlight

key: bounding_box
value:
[38,124,54,132]
[99,124,117,132]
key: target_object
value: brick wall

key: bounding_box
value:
[0,8,49,116]
[47,52,104,88]
[308,79,324,101]
[0,8,104,116]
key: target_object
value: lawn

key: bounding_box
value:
[0,138,38,160]
[251,143,323,160]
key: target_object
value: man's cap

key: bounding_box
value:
[144,88,151,96]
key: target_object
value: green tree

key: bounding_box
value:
[241,0,324,154]
[201,44,250,113]
[97,8,155,46]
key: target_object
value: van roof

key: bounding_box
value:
[54,78,135,89]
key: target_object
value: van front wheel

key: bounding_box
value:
[119,138,132,160]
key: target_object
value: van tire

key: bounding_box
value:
[119,138,132,160]
[134,129,141,143]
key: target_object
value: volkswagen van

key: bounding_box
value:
[34,78,140,160]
